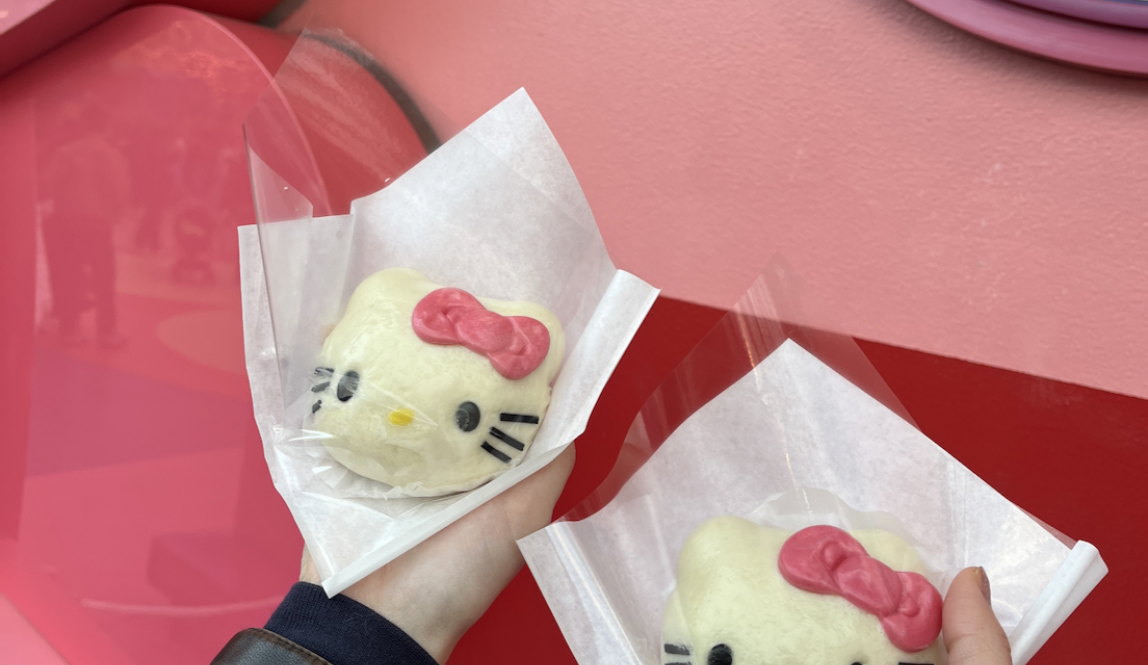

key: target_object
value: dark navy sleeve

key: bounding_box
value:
[264,582,439,665]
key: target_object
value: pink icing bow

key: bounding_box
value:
[777,525,942,653]
[411,288,551,380]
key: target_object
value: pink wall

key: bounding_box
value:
[284,0,1148,401]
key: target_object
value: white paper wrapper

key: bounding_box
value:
[241,89,658,595]
[519,340,1106,665]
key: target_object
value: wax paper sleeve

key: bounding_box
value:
[519,258,1105,665]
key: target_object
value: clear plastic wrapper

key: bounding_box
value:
[241,32,656,594]
[520,263,1106,665]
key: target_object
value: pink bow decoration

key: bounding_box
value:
[412,288,551,380]
[778,525,942,653]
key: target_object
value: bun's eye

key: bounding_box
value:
[707,644,733,665]
[337,371,359,402]
[455,401,481,432]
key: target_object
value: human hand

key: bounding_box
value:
[943,567,1012,665]
[300,446,576,664]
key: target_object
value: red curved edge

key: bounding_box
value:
[0,0,283,80]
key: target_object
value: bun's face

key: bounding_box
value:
[311,268,564,496]
[662,517,946,665]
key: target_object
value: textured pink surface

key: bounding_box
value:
[285,0,1148,401]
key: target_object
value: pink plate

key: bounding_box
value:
[1011,0,1148,28]
[903,0,1148,76]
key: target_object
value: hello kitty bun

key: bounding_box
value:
[311,268,565,497]
[662,517,945,665]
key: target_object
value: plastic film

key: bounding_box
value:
[520,260,1104,665]
[241,85,656,594]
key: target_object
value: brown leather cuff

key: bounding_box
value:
[211,628,332,665]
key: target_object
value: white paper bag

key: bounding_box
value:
[520,340,1105,665]
[241,89,658,595]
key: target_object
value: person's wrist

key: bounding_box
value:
[292,447,575,664]
[299,550,466,664]
[341,581,463,664]
[265,582,442,665]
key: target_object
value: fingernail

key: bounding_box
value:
[976,566,992,604]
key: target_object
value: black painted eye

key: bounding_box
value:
[337,371,359,402]
[455,401,481,432]
[707,644,732,665]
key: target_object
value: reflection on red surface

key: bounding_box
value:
[0,7,300,663]
[0,4,433,662]
[0,0,283,79]
[245,31,433,218]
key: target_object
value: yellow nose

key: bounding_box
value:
[388,408,415,426]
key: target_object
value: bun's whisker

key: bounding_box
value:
[481,442,511,463]
[489,427,525,451]
[500,413,540,424]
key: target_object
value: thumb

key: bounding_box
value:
[943,567,1012,665]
